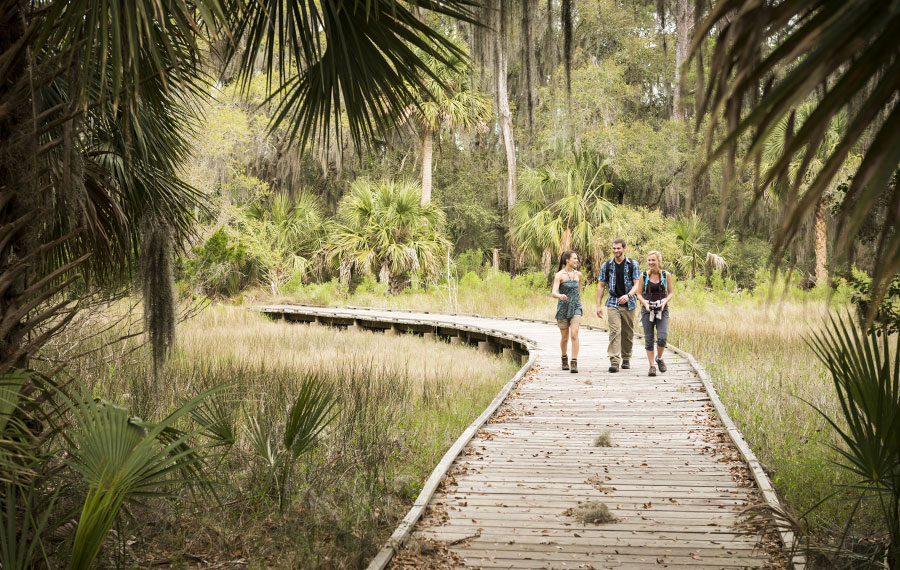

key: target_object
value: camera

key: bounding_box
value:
[648,300,663,322]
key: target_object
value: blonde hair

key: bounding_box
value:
[646,251,663,272]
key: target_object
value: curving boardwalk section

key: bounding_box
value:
[259,305,790,570]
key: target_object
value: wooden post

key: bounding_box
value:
[492,248,500,272]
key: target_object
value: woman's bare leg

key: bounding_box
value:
[560,327,569,356]
[569,323,580,360]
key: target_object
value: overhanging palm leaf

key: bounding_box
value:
[693,0,900,308]
[225,0,481,149]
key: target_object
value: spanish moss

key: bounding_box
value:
[140,221,176,380]
[562,0,573,99]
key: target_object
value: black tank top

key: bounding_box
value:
[645,276,666,303]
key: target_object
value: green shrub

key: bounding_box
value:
[459,271,482,290]
[183,228,253,297]
[456,249,488,277]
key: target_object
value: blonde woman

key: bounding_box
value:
[635,251,674,377]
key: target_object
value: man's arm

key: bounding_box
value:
[596,264,606,317]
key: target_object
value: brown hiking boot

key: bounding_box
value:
[608,362,619,373]
[570,359,578,373]
[562,355,569,370]
[649,366,657,377]
[656,358,667,373]
[621,360,630,369]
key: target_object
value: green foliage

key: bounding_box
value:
[231,192,329,295]
[696,0,900,309]
[327,179,451,294]
[845,269,900,336]
[455,249,490,278]
[728,237,772,289]
[184,228,252,298]
[807,315,900,566]
[246,376,338,511]
[595,206,680,274]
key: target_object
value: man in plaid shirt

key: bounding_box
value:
[596,238,641,373]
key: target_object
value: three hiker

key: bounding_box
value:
[553,239,675,376]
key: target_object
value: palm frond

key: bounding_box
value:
[225,0,481,150]
[693,0,900,308]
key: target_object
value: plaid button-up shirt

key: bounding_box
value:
[598,257,641,310]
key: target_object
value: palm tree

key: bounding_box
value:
[413,42,493,204]
[0,0,480,374]
[235,192,329,296]
[510,152,616,276]
[327,179,451,294]
[670,213,733,282]
[693,0,900,307]
[762,103,859,284]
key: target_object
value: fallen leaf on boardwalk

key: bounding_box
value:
[691,553,703,560]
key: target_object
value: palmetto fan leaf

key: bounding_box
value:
[806,314,900,564]
[693,0,900,308]
[60,385,224,570]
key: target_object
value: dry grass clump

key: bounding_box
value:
[569,501,616,524]
[593,430,612,447]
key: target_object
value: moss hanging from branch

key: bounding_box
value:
[562,0,573,100]
[140,221,176,377]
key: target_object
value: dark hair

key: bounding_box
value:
[613,238,626,248]
[558,250,576,271]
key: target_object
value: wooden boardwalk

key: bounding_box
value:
[259,306,787,570]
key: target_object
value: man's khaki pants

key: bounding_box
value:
[606,305,636,365]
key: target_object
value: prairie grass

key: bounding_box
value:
[46,305,518,568]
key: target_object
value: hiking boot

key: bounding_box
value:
[648,366,657,377]
[608,362,619,373]
[621,360,630,369]
[656,358,667,373]
[562,355,569,370]
[570,359,578,373]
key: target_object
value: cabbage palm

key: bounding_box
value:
[413,41,493,203]
[235,192,329,295]
[694,0,900,308]
[328,179,451,294]
[510,152,616,276]
[0,0,480,374]
[762,103,858,284]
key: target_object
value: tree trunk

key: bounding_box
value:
[496,0,517,212]
[421,127,434,204]
[1,1,42,373]
[673,0,694,121]
[814,197,828,284]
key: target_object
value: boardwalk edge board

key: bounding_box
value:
[256,304,800,569]
[667,345,806,570]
